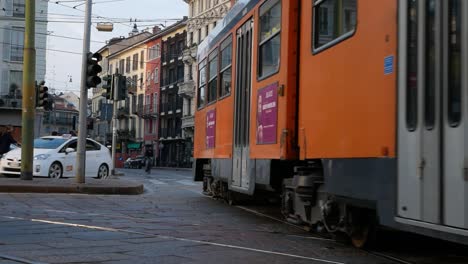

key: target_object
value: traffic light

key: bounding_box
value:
[102,75,113,100]
[86,52,103,88]
[118,74,127,100]
[36,81,50,110]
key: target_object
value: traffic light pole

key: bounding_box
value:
[111,73,118,175]
[20,0,36,181]
[76,0,92,184]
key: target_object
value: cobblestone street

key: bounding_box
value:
[0,169,466,264]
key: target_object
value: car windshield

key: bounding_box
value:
[34,138,68,149]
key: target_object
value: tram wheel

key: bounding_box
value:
[347,208,376,249]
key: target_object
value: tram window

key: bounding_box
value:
[313,0,357,52]
[425,0,436,130]
[219,35,232,98]
[207,50,218,103]
[198,60,207,108]
[258,0,281,79]
[406,0,418,131]
[448,0,461,127]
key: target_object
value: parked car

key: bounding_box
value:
[0,144,19,160]
[124,155,145,169]
[0,136,111,178]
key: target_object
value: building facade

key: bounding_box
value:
[180,0,233,167]
[0,0,48,136]
[91,31,153,157]
[40,95,79,136]
[143,31,162,164]
[159,22,188,167]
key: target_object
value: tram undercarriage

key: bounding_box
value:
[196,159,380,248]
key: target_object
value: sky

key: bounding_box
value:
[44,0,188,95]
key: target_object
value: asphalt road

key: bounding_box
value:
[0,168,466,264]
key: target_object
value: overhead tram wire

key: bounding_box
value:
[45,0,134,28]
[0,26,166,53]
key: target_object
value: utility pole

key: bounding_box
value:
[20,0,36,181]
[111,73,119,175]
[76,0,92,183]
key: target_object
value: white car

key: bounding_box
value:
[0,136,112,178]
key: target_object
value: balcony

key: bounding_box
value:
[0,95,22,109]
[54,117,76,126]
[117,107,129,119]
[117,129,136,141]
[141,104,158,119]
[178,79,195,98]
[159,127,182,140]
[160,100,182,116]
[182,45,197,64]
[162,52,183,64]
[181,115,194,129]
[161,77,184,89]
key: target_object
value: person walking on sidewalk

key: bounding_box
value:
[144,146,153,174]
[0,125,18,157]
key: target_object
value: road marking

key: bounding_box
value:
[149,179,167,185]
[176,180,197,186]
[0,253,47,264]
[1,216,345,264]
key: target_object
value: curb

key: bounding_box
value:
[0,179,144,195]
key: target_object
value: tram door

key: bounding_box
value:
[398,0,468,229]
[231,18,254,194]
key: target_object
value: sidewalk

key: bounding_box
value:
[0,177,143,195]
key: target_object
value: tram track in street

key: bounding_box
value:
[234,203,417,264]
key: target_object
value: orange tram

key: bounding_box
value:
[193,0,468,247]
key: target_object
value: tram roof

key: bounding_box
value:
[197,0,259,61]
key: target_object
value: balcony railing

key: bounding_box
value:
[54,117,76,125]
[141,104,158,119]
[162,52,183,63]
[159,127,182,139]
[117,129,136,140]
[160,100,182,115]
[161,77,184,88]
[0,94,22,109]
[117,107,129,118]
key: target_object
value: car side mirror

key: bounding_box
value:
[65,148,75,154]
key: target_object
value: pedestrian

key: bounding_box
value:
[144,146,153,174]
[51,131,58,136]
[0,125,18,156]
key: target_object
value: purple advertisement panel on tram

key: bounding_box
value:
[256,83,278,144]
[206,109,216,149]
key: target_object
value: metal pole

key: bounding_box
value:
[20,0,36,181]
[76,0,92,183]
[111,73,119,175]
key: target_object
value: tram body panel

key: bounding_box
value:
[298,0,397,159]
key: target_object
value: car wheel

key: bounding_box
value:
[48,162,63,179]
[97,164,109,179]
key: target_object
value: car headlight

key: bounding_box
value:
[34,154,50,160]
